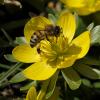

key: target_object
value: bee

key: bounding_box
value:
[30,25,62,48]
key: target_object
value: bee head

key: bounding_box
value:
[54,26,62,37]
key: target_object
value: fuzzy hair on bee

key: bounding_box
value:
[30,25,62,48]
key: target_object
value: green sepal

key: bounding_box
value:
[4,54,18,62]
[87,22,94,31]
[14,37,27,45]
[47,87,60,100]
[91,25,100,45]
[62,67,81,90]
[82,79,92,88]
[37,79,50,100]
[20,81,37,91]
[46,71,59,99]
[79,57,100,66]
[74,63,100,79]
[9,72,27,83]
[48,14,57,25]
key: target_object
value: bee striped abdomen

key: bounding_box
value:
[30,25,62,48]
[30,31,45,48]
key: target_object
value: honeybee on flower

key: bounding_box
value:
[30,25,62,48]
[12,12,90,81]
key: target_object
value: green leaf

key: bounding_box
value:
[87,23,94,31]
[91,25,100,45]
[62,67,81,90]
[0,63,21,71]
[93,82,100,88]
[82,79,92,88]
[4,54,18,62]
[75,15,86,36]
[0,63,23,84]
[26,86,37,100]
[74,63,100,79]
[92,69,100,78]
[80,57,100,66]
[48,14,57,25]
[0,63,12,69]
[14,37,27,45]
[74,97,80,100]
[0,72,5,78]
[46,71,59,99]
[20,81,37,91]
[47,87,60,100]
[9,72,27,83]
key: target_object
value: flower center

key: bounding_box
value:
[40,36,69,66]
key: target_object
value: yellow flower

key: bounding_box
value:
[60,0,100,15]
[26,86,59,100]
[26,86,37,100]
[12,12,90,80]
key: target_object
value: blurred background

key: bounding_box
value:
[0,0,100,100]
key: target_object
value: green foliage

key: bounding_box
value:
[4,54,18,62]
[87,23,94,31]
[14,37,27,45]
[48,14,57,25]
[0,63,23,85]
[45,71,59,99]
[20,81,37,91]
[82,79,92,88]
[75,15,86,36]
[74,63,100,79]
[91,25,100,45]
[93,82,100,88]
[9,72,27,83]
[62,67,81,90]
[79,57,100,66]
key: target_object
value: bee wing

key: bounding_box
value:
[24,16,52,42]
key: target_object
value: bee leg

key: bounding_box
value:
[45,34,50,41]
[60,28,63,33]
[36,44,41,54]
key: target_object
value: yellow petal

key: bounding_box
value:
[24,16,52,42]
[73,0,100,15]
[57,12,76,43]
[12,44,40,63]
[58,55,77,69]
[26,86,37,100]
[75,7,96,15]
[23,61,57,80]
[60,0,85,8]
[71,31,90,59]
[95,0,100,11]
[67,44,81,55]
